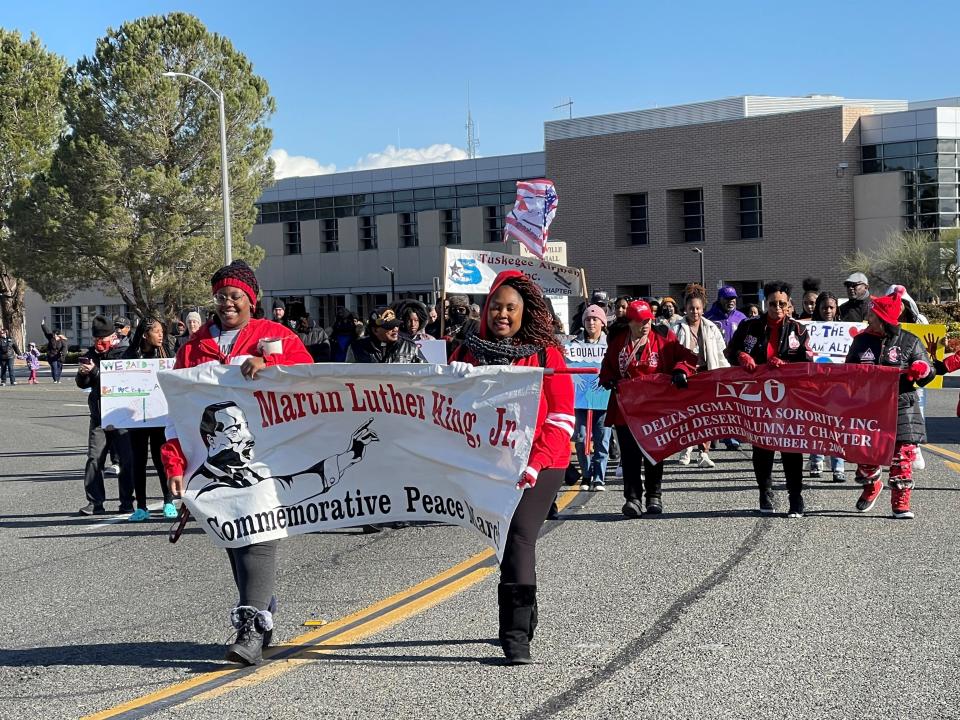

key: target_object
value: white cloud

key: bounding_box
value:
[269,149,336,180]
[269,143,469,180]
[349,143,468,170]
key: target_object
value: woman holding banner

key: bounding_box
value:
[161,260,313,666]
[449,270,574,666]
[728,281,812,518]
[807,292,846,482]
[599,300,697,518]
[845,286,934,519]
[673,283,729,468]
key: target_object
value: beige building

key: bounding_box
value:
[544,95,960,304]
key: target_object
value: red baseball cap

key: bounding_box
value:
[626,300,654,322]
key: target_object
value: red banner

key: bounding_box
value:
[617,364,901,466]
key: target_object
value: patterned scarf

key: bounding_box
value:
[464,332,538,365]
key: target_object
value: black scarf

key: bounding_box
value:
[464,332,538,365]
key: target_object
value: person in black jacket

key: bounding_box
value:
[122,316,177,521]
[0,328,22,386]
[845,286,934,519]
[348,307,427,364]
[728,281,813,518]
[40,319,68,383]
[294,314,331,362]
[838,272,870,322]
[75,315,135,515]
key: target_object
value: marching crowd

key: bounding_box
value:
[4,258,954,667]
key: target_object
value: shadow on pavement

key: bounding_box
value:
[0,642,225,673]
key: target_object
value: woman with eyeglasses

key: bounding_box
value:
[160,260,312,666]
[728,281,813,518]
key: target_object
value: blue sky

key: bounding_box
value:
[5,1,954,177]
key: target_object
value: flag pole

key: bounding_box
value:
[579,268,589,298]
[440,246,448,340]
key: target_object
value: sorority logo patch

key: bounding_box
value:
[648,351,659,368]
[860,348,876,363]
[886,346,900,363]
[743,336,758,353]
[788,335,800,350]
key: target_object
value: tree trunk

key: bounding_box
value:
[0,272,26,349]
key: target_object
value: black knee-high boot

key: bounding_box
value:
[498,583,536,664]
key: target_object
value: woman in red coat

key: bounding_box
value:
[450,270,574,665]
[161,260,312,666]
[599,299,697,518]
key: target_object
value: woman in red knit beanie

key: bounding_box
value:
[844,285,935,519]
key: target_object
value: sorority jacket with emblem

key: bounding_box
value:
[598,324,698,427]
[845,327,934,445]
[726,316,813,367]
[159,318,313,479]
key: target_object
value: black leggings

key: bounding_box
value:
[129,427,171,509]
[500,467,565,585]
[615,425,664,502]
[752,447,803,496]
[227,541,279,610]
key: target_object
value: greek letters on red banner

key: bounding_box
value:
[616,364,900,466]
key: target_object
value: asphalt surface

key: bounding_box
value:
[1,364,959,719]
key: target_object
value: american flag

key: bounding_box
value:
[503,179,559,259]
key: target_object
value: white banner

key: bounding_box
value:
[157,363,544,559]
[444,247,585,298]
[101,358,177,428]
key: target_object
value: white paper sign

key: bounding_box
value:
[416,339,447,364]
[802,322,865,363]
[100,358,177,428]
[157,363,544,559]
[444,247,585,298]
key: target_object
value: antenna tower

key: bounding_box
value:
[466,84,479,159]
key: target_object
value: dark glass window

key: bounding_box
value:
[335,206,355,219]
[883,156,916,171]
[261,202,279,213]
[317,207,334,220]
[861,159,882,173]
[917,154,939,170]
[316,197,333,208]
[322,218,338,252]
[261,213,279,224]
[398,212,418,247]
[393,201,414,212]
[283,221,301,255]
[456,184,478,197]
[414,200,435,212]
[297,199,315,210]
[484,205,504,243]
[373,192,393,202]
[939,139,958,153]
[477,182,501,193]
[413,188,434,200]
[861,145,880,160]
[457,195,479,209]
[334,195,354,208]
[279,211,297,222]
[441,209,461,245]
[279,201,297,212]
[297,209,316,221]
[360,216,377,250]
[435,197,457,210]
[883,141,917,158]
[434,186,455,198]
[374,203,394,214]
[737,184,763,240]
[627,193,648,245]
[393,190,413,201]
[681,188,704,243]
[917,139,938,154]
[500,192,517,206]
[478,193,500,205]
[500,180,518,192]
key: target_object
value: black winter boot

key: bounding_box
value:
[529,593,538,641]
[226,605,275,666]
[498,584,536,665]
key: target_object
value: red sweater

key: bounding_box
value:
[599,326,698,426]
[159,318,312,478]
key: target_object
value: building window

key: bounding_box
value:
[738,184,763,239]
[441,209,461,245]
[51,306,74,331]
[322,218,339,252]
[484,206,504,243]
[398,212,418,247]
[360,216,377,250]
[627,193,648,245]
[284,221,301,255]
[681,188,704,243]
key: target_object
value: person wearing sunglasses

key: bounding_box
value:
[728,281,813,518]
[838,272,870,322]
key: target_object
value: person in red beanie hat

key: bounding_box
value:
[845,285,935,519]
[599,299,697,518]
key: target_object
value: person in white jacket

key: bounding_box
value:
[672,283,730,468]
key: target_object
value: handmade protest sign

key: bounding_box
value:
[563,341,609,411]
[803,321,864,363]
[101,358,177,428]
[444,247,586,298]
[616,364,900,466]
[157,363,543,559]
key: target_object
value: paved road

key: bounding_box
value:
[1,370,959,719]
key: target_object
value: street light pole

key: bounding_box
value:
[161,71,233,265]
[692,247,705,287]
[381,266,396,302]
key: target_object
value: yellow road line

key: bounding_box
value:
[923,443,960,463]
[946,461,960,474]
[82,485,583,719]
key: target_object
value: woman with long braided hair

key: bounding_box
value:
[450,270,574,665]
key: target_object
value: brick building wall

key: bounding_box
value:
[546,106,873,303]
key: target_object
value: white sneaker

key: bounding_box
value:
[104,464,120,476]
[697,452,715,468]
[912,448,925,470]
[592,483,606,492]
[678,447,693,466]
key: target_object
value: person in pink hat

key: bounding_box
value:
[599,300,697,517]
[571,304,611,490]
[845,285,934,519]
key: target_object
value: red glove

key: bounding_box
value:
[768,356,787,369]
[904,360,931,382]
[737,352,757,372]
[517,469,538,490]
